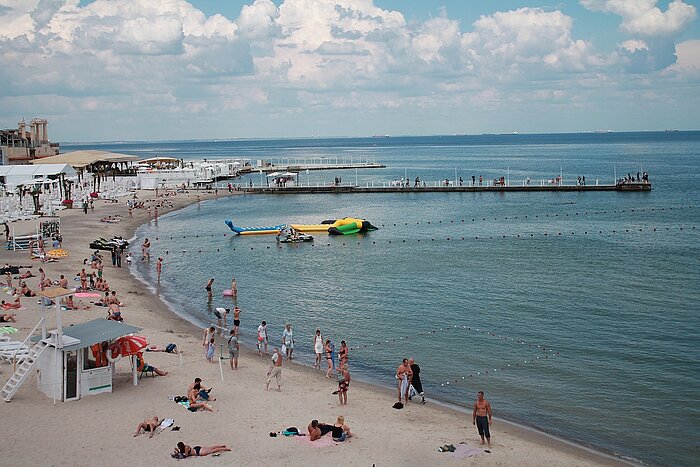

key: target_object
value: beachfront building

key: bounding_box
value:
[0,118,59,165]
[1,287,142,403]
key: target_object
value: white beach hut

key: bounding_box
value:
[0,288,142,403]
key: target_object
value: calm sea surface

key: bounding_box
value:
[66,133,700,466]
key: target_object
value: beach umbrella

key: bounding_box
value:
[46,248,69,258]
[113,335,148,357]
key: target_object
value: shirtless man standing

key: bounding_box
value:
[395,358,413,404]
[472,390,493,447]
[232,306,241,335]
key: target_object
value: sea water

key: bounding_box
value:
[67,133,700,466]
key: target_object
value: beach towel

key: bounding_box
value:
[156,418,175,433]
[74,292,102,298]
[295,434,337,448]
[449,443,483,459]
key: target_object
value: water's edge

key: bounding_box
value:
[127,204,640,467]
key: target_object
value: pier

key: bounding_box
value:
[241,181,651,194]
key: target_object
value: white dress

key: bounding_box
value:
[314,335,323,354]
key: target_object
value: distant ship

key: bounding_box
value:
[372,134,390,138]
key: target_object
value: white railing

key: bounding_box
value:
[10,316,45,371]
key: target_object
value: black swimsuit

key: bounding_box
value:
[193,446,201,456]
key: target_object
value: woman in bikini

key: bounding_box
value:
[173,442,230,458]
[324,339,335,378]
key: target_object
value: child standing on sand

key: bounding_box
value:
[206,337,216,363]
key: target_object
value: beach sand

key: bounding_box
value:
[0,189,630,466]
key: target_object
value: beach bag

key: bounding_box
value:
[282,427,299,436]
[392,402,404,410]
[165,343,176,353]
[281,344,287,354]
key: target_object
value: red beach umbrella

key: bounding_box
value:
[113,335,148,357]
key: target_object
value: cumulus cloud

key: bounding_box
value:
[0,0,697,139]
[580,0,697,37]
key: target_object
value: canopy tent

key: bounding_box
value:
[0,164,77,191]
[139,156,179,163]
[32,150,139,169]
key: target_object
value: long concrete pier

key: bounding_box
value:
[243,182,651,194]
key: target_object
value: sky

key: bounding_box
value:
[1,0,699,142]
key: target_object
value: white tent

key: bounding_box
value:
[0,164,77,191]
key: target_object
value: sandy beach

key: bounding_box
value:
[0,189,631,466]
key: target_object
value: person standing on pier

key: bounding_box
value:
[472,175,476,185]
[479,175,483,186]
[472,391,493,447]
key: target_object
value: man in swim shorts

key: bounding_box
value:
[232,306,241,334]
[472,390,493,447]
[214,307,228,331]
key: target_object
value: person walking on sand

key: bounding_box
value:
[408,358,426,404]
[232,306,241,334]
[396,358,413,404]
[282,323,294,360]
[155,257,163,282]
[227,329,239,370]
[266,347,283,391]
[314,329,323,369]
[257,320,268,356]
[472,390,493,447]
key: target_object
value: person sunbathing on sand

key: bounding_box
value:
[0,313,17,323]
[307,420,334,441]
[1,297,21,310]
[331,416,353,442]
[187,385,214,412]
[19,282,36,297]
[172,442,230,458]
[133,416,160,438]
[18,270,34,279]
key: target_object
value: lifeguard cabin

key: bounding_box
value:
[1,288,141,403]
